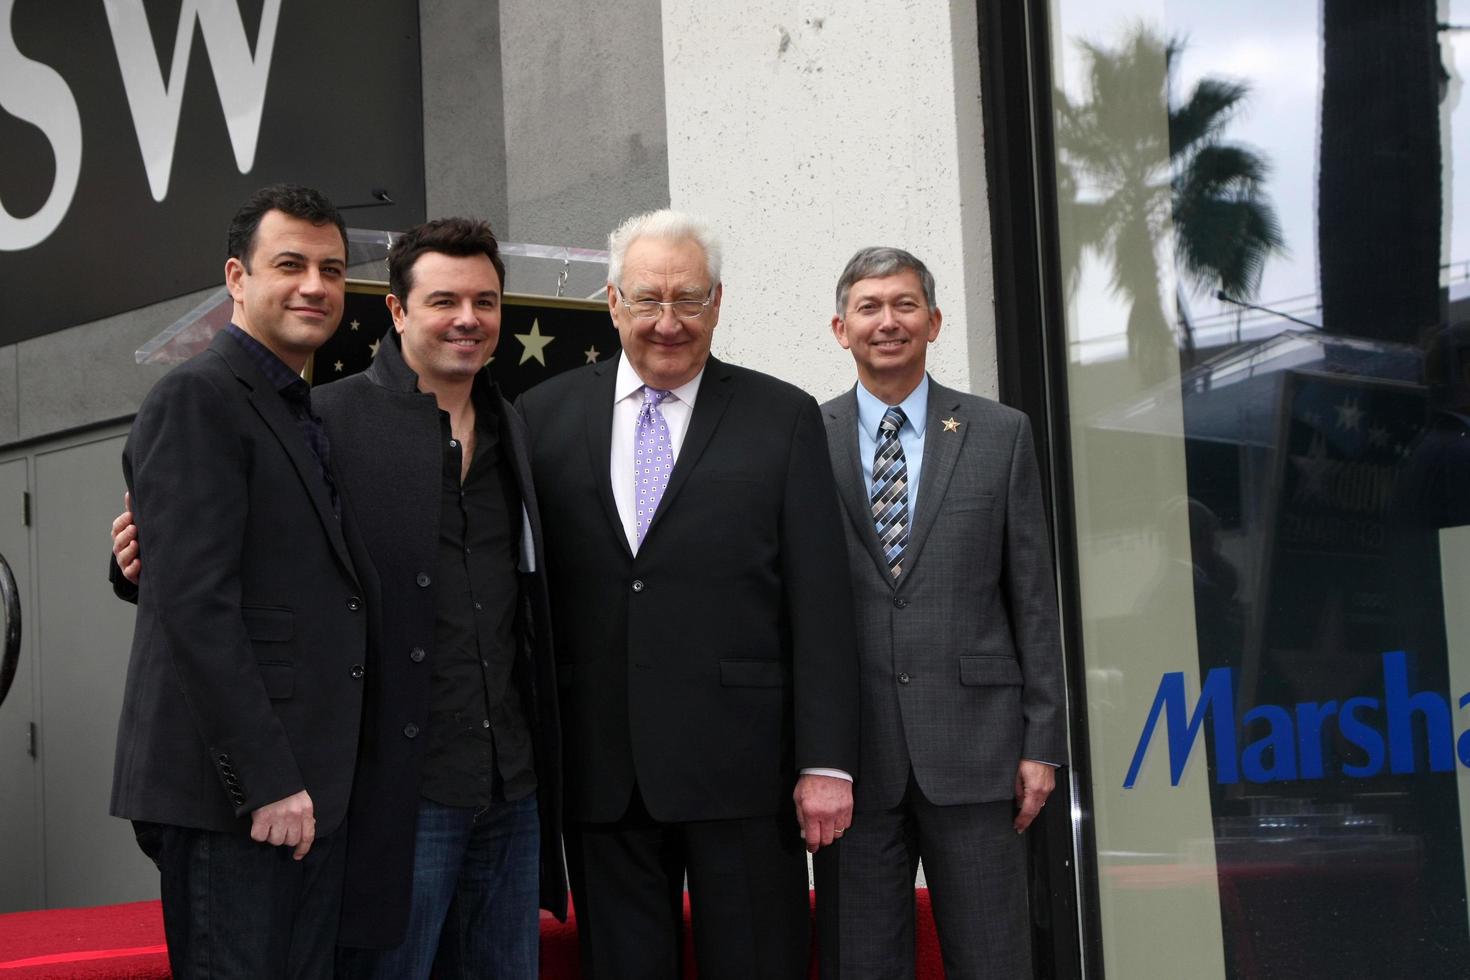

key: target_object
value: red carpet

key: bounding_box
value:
[0,891,944,978]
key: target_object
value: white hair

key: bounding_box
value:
[606,209,722,288]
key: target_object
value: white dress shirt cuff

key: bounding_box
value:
[800,768,853,782]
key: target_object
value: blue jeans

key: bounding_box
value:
[338,795,540,980]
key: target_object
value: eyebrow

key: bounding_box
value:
[853,291,921,304]
[630,285,710,299]
[424,289,500,301]
[269,250,346,267]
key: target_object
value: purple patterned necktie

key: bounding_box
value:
[634,386,674,545]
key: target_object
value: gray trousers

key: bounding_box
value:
[815,780,1031,980]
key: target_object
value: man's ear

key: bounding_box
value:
[831,315,852,351]
[386,293,407,335]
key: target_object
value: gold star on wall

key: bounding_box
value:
[585,345,600,363]
[350,319,360,331]
[333,360,344,372]
[369,338,380,358]
[516,319,555,366]
[942,417,961,432]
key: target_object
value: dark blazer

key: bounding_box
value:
[517,353,859,825]
[822,379,1066,810]
[111,331,370,836]
[314,331,567,947]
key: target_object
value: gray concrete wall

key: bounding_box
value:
[0,295,183,447]
[421,0,509,232]
[498,0,671,252]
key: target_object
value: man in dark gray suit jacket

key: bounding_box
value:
[111,185,371,979]
[814,247,1066,980]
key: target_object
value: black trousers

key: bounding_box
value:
[133,820,346,980]
[564,786,811,980]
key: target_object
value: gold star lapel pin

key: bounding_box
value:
[942,417,961,432]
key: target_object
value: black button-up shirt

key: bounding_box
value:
[221,323,338,515]
[418,385,536,806]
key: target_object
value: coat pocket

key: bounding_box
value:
[720,659,791,688]
[242,605,294,642]
[958,655,1022,686]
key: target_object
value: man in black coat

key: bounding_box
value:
[516,209,860,980]
[115,218,566,980]
[111,184,372,978]
[323,219,565,979]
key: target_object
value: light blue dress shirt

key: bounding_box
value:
[855,375,929,521]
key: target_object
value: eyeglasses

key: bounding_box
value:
[616,286,715,321]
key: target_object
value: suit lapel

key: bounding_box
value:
[645,356,733,541]
[582,356,630,557]
[827,388,892,581]
[901,381,966,586]
[212,335,358,582]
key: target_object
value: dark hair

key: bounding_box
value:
[388,218,506,302]
[226,184,347,268]
[834,246,937,315]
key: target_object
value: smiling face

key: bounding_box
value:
[388,250,502,392]
[224,209,347,372]
[831,268,942,400]
[608,235,721,390]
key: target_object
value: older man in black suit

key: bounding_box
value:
[815,247,1066,980]
[111,184,372,979]
[516,210,860,980]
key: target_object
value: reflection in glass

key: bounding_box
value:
[1048,2,1470,976]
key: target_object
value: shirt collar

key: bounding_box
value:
[614,351,706,408]
[855,374,930,440]
[222,323,305,395]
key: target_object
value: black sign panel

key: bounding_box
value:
[313,284,618,402]
[0,0,425,345]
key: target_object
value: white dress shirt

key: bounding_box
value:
[610,354,703,555]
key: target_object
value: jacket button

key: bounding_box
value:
[893,596,908,608]
[347,596,362,611]
[416,572,431,587]
[410,647,426,663]
[897,671,911,684]
[350,664,365,679]
[231,792,246,805]
[632,580,645,593]
[403,723,419,739]
[216,753,231,764]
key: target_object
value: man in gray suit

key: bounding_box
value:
[814,247,1066,980]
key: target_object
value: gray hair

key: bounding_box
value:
[834,246,937,315]
[607,209,722,289]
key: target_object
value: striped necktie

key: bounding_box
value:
[871,406,909,578]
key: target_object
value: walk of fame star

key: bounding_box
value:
[516,319,554,366]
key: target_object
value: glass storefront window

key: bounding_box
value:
[1046,1,1470,975]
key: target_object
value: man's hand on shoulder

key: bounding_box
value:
[251,789,316,859]
[794,773,853,853]
[1013,759,1056,833]
[111,492,141,585]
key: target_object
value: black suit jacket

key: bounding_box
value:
[517,353,859,824]
[111,331,371,836]
[314,331,567,946]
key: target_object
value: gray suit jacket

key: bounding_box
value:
[822,378,1066,810]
